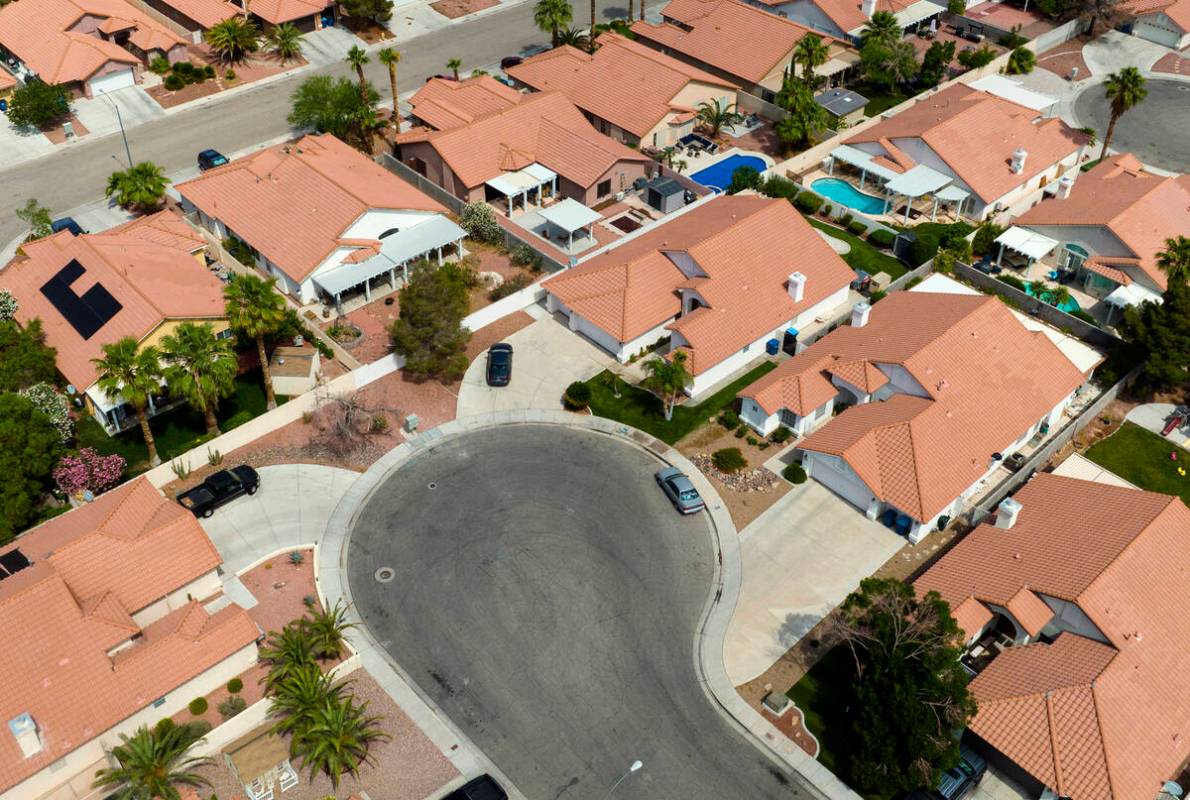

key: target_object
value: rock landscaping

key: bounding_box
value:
[692,453,779,492]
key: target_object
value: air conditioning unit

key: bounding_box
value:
[616,191,626,201]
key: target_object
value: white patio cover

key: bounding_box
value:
[936,184,970,202]
[539,198,601,233]
[829,144,902,182]
[969,75,1057,114]
[1104,282,1163,308]
[995,226,1059,261]
[485,163,556,197]
[848,0,938,32]
[312,216,466,298]
[523,163,557,183]
[884,165,951,198]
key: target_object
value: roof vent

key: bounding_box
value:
[1055,175,1075,199]
[788,271,806,303]
[995,497,1023,529]
[1010,147,1028,174]
[8,714,42,758]
[850,301,870,328]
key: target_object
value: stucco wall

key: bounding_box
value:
[131,568,223,627]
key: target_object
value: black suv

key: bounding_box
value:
[197,149,229,171]
[442,775,507,800]
[177,465,260,518]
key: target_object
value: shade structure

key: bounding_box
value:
[995,227,1060,261]
[1104,282,1162,308]
[312,216,466,299]
[828,144,903,183]
[539,198,601,234]
[884,165,952,198]
[485,163,557,197]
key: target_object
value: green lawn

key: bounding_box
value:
[1085,421,1190,506]
[806,217,908,281]
[786,646,857,779]
[585,361,777,444]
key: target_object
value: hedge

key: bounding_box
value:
[867,229,896,249]
[794,191,824,214]
[847,219,868,236]
[563,381,591,410]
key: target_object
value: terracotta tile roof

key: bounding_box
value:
[779,0,921,32]
[506,34,735,139]
[547,197,854,374]
[237,0,328,24]
[845,84,1085,204]
[951,595,994,635]
[1014,154,1190,291]
[0,478,257,794]
[1123,0,1190,28]
[178,133,446,285]
[828,358,889,393]
[0,69,14,90]
[2,212,223,391]
[408,75,524,131]
[1005,587,1054,636]
[916,474,1190,800]
[748,349,839,416]
[0,0,184,84]
[632,0,845,84]
[397,91,652,191]
[153,0,242,27]
[1083,258,1134,285]
[746,292,1086,521]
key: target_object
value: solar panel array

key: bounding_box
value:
[39,259,123,340]
[0,549,31,581]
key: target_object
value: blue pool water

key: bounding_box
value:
[1024,281,1082,314]
[689,154,767,192]
[811,177,887,215]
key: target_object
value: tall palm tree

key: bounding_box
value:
[205,17,259,63]
[1047,285,1072,310]
[642,350,690,421]
[378,47,401,126]
[590,0,597,37]
[92,722,212,800]
[269,664,350,737]
[92,338,165,467]
[1157,236,1190,285]
[303,600,358,660]
[446,57,462,80]
[696,98,743,138]
[105,162,170,212]
[533,0,573,48]
[290,696,389,788]
[159,322,237,437]
[793,33,830,89]
[260,623,317,691]
[266,22,302,63]
[861,10,901,46]
[627,0,635,24]
[1099,67,1147,160]
[640,0,645,20]
[223,274,287,410]
[345,45,370,106]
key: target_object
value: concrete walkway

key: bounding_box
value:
[816,228,851,254]
[1125,402,1190,448]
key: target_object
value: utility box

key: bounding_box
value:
[404,413,419,434]
[646,177,684,213]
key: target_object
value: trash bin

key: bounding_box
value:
[765,338,780,356]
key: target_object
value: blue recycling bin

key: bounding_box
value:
[765,338,780,356]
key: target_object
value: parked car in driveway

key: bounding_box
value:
[500,56,523,70]
[655,467,705,514]
[486,342,513,387]
[50,217,85,236]
[197,149,229,171]
[442,774,508,800]
[176,465,259,518]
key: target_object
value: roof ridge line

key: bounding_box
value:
[1044,691,1066,797]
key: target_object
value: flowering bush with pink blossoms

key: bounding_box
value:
[53,448,126,496]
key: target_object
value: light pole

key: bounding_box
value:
[101,92,133,168]
[603,760,643,799]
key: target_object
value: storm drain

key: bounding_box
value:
[374,567,396,583]
[427,482,438,490]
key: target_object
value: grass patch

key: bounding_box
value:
[786,646,856,779]
[1085,421,1190,506]
[805,217,908,280]
[585,361,777,444]
[852,82,912,118]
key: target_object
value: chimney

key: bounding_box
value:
[861,0,877,17]
[788,271,806,303]
[851,301,871,328]
[995,497,1022,529]
[8,714,42,758]
[1010,147,1028,174]
[1055,175,1074,199]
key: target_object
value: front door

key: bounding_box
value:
[320,6,335,27]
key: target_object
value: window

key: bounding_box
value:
[152,697,166,708]
[379,228,400,239]
[216,328,233,340]
[597,179,612,197]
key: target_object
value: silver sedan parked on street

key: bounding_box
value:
[655,467,705,514]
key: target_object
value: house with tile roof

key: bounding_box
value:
[825,84,1087,222]
[505,33,738,150]
[915,473,1190,800]
[0,477,259,800]
[0,0,188,97]
[1000,153,1190,314]
[738,284,1091,539]
[1125,0,1190,48]
[544,195,856,395]
[140,0,242,37]
[407,75,525,132]
[396,91,655,211]
[178,134,465,310]
[631,0,856,102]
[745,0,943,41]
[0,210,229,435]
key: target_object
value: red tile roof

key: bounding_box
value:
[2,211,223,391]
[547,196,855,375]
[153,0,241,27]
[177,133,446,285]
[0,478,258,794]
[1123,0,1190,28]
[408,75,524,131]
[767,0,921,33]
[743,292,1087,521]
[237,0,328,24]
[1014,154,1190,291]
[507,34,735,139]
[845,84,1086,203]
[916,474,1190,800]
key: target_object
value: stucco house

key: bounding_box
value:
[140,0,241,40]
[1125,0,1190,47]
[178,134,464,310]
[506,33,737,150]
[545,195,856,396]
[0,477,259,800]
[407,75,524,132]
[745,0,943,41]
[916,473,1190,800]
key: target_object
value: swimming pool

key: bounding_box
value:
[1024,281,1082,314]
[689,154,767,192]
[810,178,887,215]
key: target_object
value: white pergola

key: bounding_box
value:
[884,165,957,223]
[538,199,601,250]
[994,226,1059,267]
[485,163,558,215]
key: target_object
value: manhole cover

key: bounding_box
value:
[427,482,438,490]
[374,567,396,583]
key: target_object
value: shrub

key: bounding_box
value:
[727,165,763,194]
[53,448,125,496]
[223,410,253,430]
[758,442,770,450]
[459,201,503,244]
[997,273,1027,291]
[783,463,807,483]
[563,381,591,410]
[188,697,208,716]
[868,229,896,249]
[712,447,747,473]
[719,409,740,429]
[174,61,195,77]
[906,276,923,289]
[190,719,213,736]
[217,695,247,719]
[734,427,746,438]
[957,45,996,69]
[163,73,185,91]
[869,290,888,303]
[149,56,171,75]
[770,426,793,444]
[998,26,1028,49]
[1070,308,1098,325]
[288,551,305,565]
[1006,46,1036,75]
[947,0,965,13]
[509,243,543,272]
[761,174,798,200]
[22,383,72,443]
[225,69,236,80]
[488,272,534,302]
[746,435,758,445]
[840,212,854,227]
[908,221,973,266]
[820,203,832,217]
[227,678,243,694]
[203,65,216,79]
[847,219,868,236]
[793,191,823,214]
[371,414,388,432]
[972,221,1005,256]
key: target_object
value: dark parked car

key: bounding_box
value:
[50,217,85,236]
[655,467,705,514]
[177,465,260,518]
[197,149,229,171]
[937,746,987,800]
[500,56,523,70]
[442,775,508,800]
[486,342,513,387]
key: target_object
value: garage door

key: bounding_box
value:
[806,453,876,512]
[89,68,135,96]
[1135,19,1183,48]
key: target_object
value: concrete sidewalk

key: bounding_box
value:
[1125,402,1190,449]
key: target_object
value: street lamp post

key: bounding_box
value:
[603,760,643,799]
[101,92,133,168]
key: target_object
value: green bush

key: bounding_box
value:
[203,65,216,79]
[947,0,965,13]
[163,73,185,91]
[908,221,973,265]
[762,175,798,200]
[820,203,832,217]
[847,219,868,236]
[712,447,747,473]
[217,695,247,719]
[758,442,770,450]
[770,426,793,444]
[227,678,243,694]
[957,45,997,69]
[563,381,592,410]
[972,221,1005,256]
[728,165,763,194]
[746,435,759,445]
[149,56,171,75]
[997,273,1027,291]
[225,69,237,81]
[869,289,888,303]
[488,272,534,302]
[1006,46,1036,75]
[460,201,503,244]
[998,26,1028,48]
[734,427,746,438]
[509,243,543,272]
[223,410,254,431]
[840,212,854,227]
[188,697,208,716]
[867,228,896,249]
[1070,308,1098,325]
[794,191,824,214]
[783,463,807,483]
[719,409,740,429]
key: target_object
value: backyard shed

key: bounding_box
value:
[269,345,320,396]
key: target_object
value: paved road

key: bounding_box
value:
[0,0,655,245]
[1073,79,1190,173]
[346,425,814,800]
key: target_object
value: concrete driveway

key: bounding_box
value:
[72,86,164,141]
[1125,402,1190,448]
[724,481,904,685]
[455,313,615,417]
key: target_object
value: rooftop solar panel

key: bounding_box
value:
[39,259,123,340]
[0,549,31,577]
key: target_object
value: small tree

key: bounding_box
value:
[288,75,379,149]
[21,383,72,443]
[105,162,170,212]
[304,600,357,660]
[266,22,303,62]
[92,338,165,466]
[956,45,996,69]
[388,261,472,380]
[1119,249,1190,391]
[6,81,71,129]
[1157,235,1190,285]
[341,0,395,23]
[695,98,743,138]
[919,40,955,87]
[1076,0,1127,36]
[861,37,919,90]
[792,32,831,89]
[459,201,503,243]
[860,9,901,46]
[727,165,763,194]
[946,0,965,13]
[446,58,462,81]
[92,722,213,800]
[16,199,53,241]
[642,350,690,421]
[0,394,65,542]
[312,389,399,458]
[290,695,389,788]
[1005,46,1036,74]
[160,322,238,436]
[0,318,58,393]
[223,274,287,410]
[378,47,401,123]
[775,77,828,152]
[205,17,259,62]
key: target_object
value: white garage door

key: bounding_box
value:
[807,453,876,512]
[89,68,135,96]
[1135,18,1183,48]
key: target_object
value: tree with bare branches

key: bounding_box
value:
[310,389,399,460]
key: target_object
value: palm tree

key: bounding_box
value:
[303,600,358,660]
[92,338,165,466]
[446,57,462,80]
[223,274,287,410]
[695,98,744,139]
[642,349,690,421]
[627,0,635,24]
[159,322,237,437]
[534,0,573,47]
[793,33,830,88]
[1099,67,1147,160]
[861,10,901,46]
[266,22,302,63]
[269,664,350,737]
[105,162,170,212]
[378,47,401,126]
[1047,285,1072,310]
[290,696,389,788]
[345,45,370,106]
[556,26,591,49]
[92,722,212,800]
[1157,236,1190,285]
[260,623,317,691]
[590,0,597,37]
[205,17,259,63]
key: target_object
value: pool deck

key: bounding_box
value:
[800,168,966,226]
[679,148,775,188]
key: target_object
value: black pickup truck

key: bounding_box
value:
[177,466,260,518]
